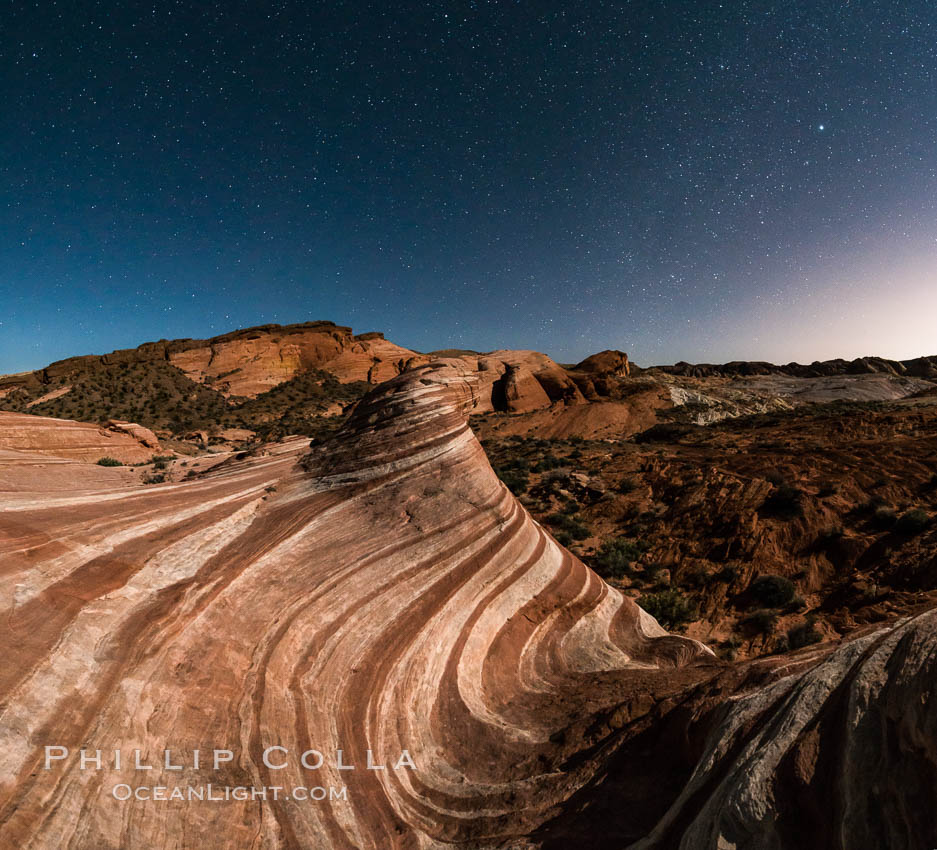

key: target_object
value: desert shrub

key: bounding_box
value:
[142,473,166,484]
[749,574,796,608]
[718,636,741,661]
[616,477,638,494]
[545,512,592,540]
[641,562,665,584]
[895,509,930,535]
[856,495,886,514]
[817,480,839,497]
[96,457,123,467]
[871,506,897,530]
[533,453,564,472]
[495,466,529,495]
[761,483,803,519]
[787,621,822,649]
[590,537,649,579]
[787,595,807,613]
[742,609,778,636]
[639,588,697,632]
[150,454,174,470]
[676,565,708,589]
[715,564,740,584]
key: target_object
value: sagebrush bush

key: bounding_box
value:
[640,588,697,632]
[742,609,778,635]
[895,509,930,535]
[761,483,803,519]
[616,477,638,494]
[590,537,649,579]
[494,466,529,495]
[749,574,796,608]
[872,506,897,530]
[545,512,592,540]
[787,621,822,649]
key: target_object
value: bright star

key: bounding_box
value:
[819,124,825,131]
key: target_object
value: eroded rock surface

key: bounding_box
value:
[0,411,161,463]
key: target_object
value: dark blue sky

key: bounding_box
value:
[2,1,935,374]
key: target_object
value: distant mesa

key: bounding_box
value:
[652,353,937,380]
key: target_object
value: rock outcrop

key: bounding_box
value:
[636,610,937,850]
[441,350,588,414]
[166,324,426,394]
[0,411,161,463]
[573,349,631,378]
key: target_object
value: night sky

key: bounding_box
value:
[2,1,936,374]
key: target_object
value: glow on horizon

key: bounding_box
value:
[704,242,937,366]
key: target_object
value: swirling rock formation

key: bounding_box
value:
[1,362,934,849]
[0,362,710,849]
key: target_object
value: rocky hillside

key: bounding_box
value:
[0,324,648,440]
[479,396,937,663]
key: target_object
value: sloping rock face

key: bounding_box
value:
[0,363,711,850]
[499,363,553,412]
[625,610,937,850]
[534,611,937,849]
[0,411,161,462]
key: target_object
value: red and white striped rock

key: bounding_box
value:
[0,363,710,849]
